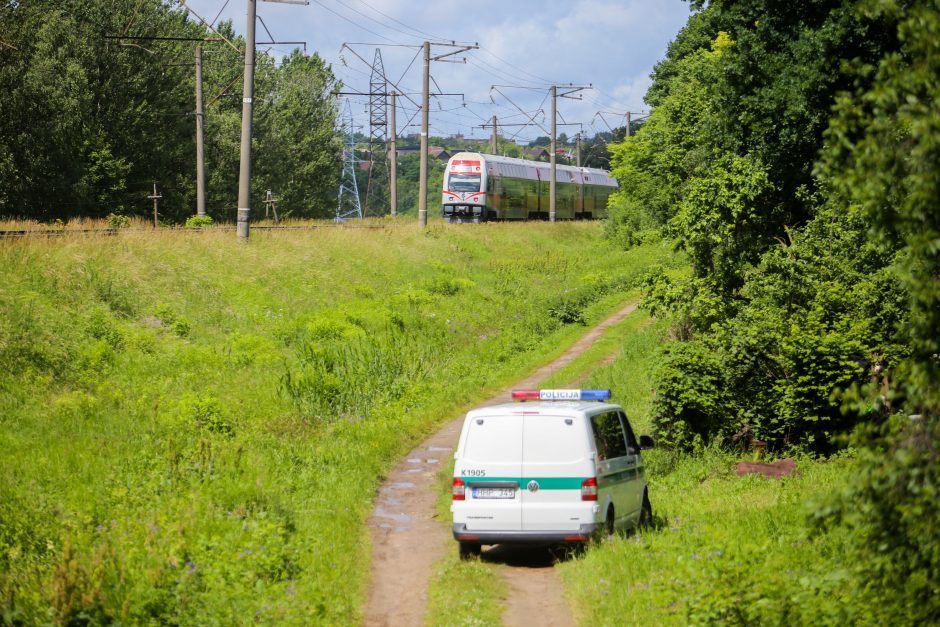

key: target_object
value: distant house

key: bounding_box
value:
[429,146,451,161]
[393,146,451,161]
[524,147,549,161]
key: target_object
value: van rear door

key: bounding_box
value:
[520,414,593,531]
[457,413,523,531]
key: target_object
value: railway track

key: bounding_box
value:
[0,223,388,239]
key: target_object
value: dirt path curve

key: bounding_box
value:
[362,301,638,626]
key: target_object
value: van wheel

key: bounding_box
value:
[638,492,653,531]
[605,507,615,538]
[458,542,481,560]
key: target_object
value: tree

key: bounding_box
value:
[608,0,917,451]
[254,50,340,219]
[0,3,340,223]
[0,0,201,220]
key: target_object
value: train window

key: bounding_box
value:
[448,174,482,192]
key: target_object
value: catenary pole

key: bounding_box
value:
[418,41,430,228]
[236,0,257,239]
[389,91,398,218]
[550,85,557,222]
[195,45,206,216]
[490,115,497,155]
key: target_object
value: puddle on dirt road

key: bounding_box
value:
[387,481,416,490]
[427,446,451,452]
[373,507,412,524]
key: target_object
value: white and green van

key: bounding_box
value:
[451,389,654,558]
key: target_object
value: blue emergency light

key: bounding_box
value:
[511,389,612,402]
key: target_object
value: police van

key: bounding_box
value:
[451,389,654,557]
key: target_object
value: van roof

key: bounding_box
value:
[467,401,621,417]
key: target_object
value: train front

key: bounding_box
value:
[442,153,488,222]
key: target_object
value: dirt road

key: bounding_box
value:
[362,302,638,626]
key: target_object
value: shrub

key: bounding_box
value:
[179,394,233,436]
[184,215,214,229]
[105,213,130,229]
[424,276,474,297]
[152,304,191,338]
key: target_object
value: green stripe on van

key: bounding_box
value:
[461,476,585,490]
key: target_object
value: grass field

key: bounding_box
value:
[558,447,857,625]
[0,222,680,624]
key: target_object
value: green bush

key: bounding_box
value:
[152,304,191,338]
[179,394,233,436]
[105,213,130,229]
[184,215,214,229]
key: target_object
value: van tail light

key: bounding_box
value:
[452,477,466,501]
[581,477,598,501]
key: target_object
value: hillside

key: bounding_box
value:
[0,223,678,623]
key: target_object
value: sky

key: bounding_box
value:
[182,0,692,144]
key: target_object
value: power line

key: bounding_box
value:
[331,0,424,42]
[310,0,400,44]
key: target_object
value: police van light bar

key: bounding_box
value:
[511,389,612,402]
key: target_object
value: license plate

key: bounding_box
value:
[472,487,515,499]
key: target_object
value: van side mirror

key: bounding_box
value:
[639,435,655,450]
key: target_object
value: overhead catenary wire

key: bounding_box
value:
[310,0,400,45]
[331,0,427,43]
[350,0,445,42]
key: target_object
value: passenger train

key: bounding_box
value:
[442,151,618,222]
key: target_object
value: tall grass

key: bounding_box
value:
[0,223,678,624]
[558,448,857,625]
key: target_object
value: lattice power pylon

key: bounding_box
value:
[336,99,363,221]
[364,48,389,217]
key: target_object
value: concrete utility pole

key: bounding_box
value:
[195,46,206,217]
[576,132,583,215]
[626,111,632,137]
[418,41,430,228]
[389,91,398,218]
[418,39,478,228]
[490,114,497,155]
[549,83,590,222]
[236,0,257,239]
[550,85,557,222]
[149,183,162,228]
